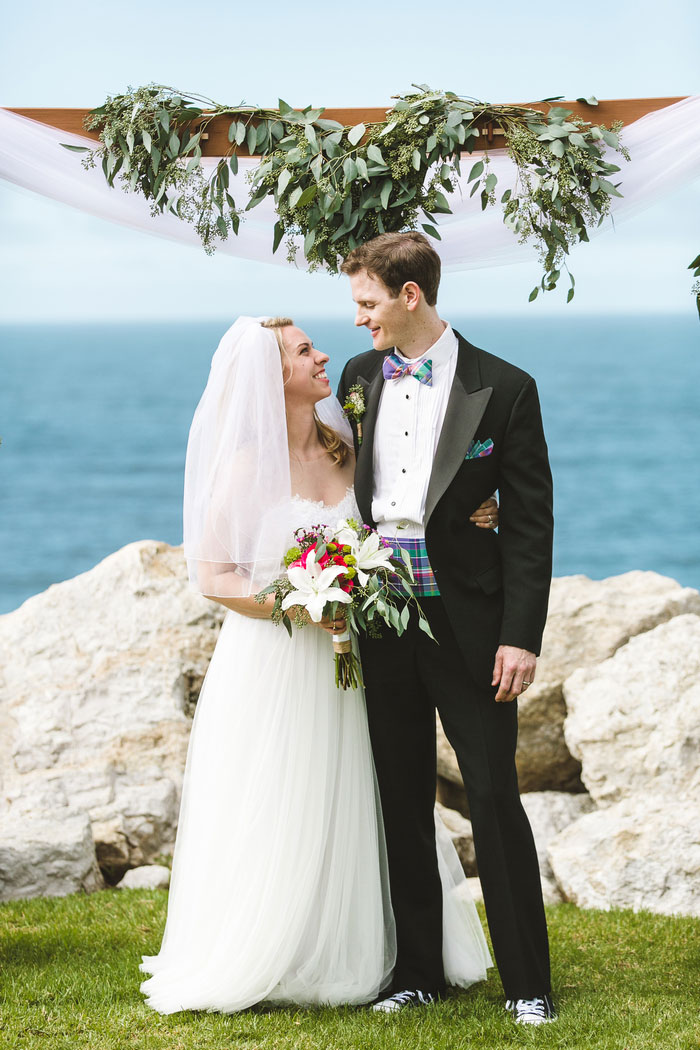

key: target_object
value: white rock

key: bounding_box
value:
[548,796,700,916]
[563,614,700,805]
[0,540,223,892]
[117,864,171,890]
[520,791,595,881]
[0,810,103,901]
[466,877,484,904]
[435,801,476,875]
[437,572,700,798]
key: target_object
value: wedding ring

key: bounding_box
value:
[522,680,531,688]
[488,515,493,525]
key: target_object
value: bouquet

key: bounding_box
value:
[255,518,434,689]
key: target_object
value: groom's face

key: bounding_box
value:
[349,270,411,353]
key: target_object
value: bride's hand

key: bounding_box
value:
[317,614,347,637]
[285,606,346,636]
[470,495,499,529]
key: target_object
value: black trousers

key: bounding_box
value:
[359,595,551,1000]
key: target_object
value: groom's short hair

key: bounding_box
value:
[341,232,441,306]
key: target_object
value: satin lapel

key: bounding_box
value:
[424,341,493,528]
[353,363,385,526]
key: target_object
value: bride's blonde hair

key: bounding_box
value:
[261,317,348,466]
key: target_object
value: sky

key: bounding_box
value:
[1,0,699,323]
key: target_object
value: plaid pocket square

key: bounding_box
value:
[465,438,494,460]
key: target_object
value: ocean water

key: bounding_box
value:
[1,314,699,615]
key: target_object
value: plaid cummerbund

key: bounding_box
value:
[387,536,440,597]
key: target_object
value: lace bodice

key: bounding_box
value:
[289,485,360,534]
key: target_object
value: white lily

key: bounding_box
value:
[334,519,394,587]
[281,548,353,623]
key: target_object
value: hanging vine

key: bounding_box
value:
[63,83,631,302]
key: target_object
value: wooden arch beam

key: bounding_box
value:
[5,97,686,156]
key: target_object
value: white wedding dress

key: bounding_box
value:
[139,486,492,1014]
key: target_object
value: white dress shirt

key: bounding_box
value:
[372,323,458,539]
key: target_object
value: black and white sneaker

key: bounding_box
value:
[505,995,556,1025]
[372,989,437,1013]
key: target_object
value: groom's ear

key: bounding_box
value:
[402,281,422,312]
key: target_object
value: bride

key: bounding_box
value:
[139,316,497,1014]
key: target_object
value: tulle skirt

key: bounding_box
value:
[139,610,491,1014]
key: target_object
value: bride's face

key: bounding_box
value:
[280,326,331,406]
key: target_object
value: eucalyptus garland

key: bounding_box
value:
[65,83,631,302]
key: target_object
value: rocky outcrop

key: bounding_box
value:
[562,614,700,805]
[520,791,596,884]
[437,572,700,805]
[435,801,476,875]
[548,796,700,916]
[117,864,171,890]
[0,540,223,888]
[0,809,103,901]
[2,547,699,915]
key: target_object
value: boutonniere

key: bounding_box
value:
[342,383,366,445]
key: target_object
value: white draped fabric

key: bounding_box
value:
[1,97,699,271]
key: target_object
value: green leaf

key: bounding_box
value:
[418,615,435,639]
[484,172,498,193]
[347,122,366,146]
[278,98,293,115]
[304,228,316,255]
[298,185,317,206]
[412,149,422,171]
[305,123,318,149]
[421,223,441,240]
[501,188,512,203]
[310,154,323,182]
[567,287,575,303]
[235,122,246,146]
[433,191,451,213]
[246,125,257,154]
[61,143,90,152]
[316,118,344,131]
[380,179,392,209]
[343,157,357,182]
[576,95,599,106]
[529,286,539,302]
[355,156,368,181]
[468,160,484,183]
[418,114,430,125]
[277,168,292,195]
[216,216,228,237]
[600,128,619,148]
[229,154,238,175]
[596,177,623,198]
[289,186,303,208]
[169,132,180,154]
[400,603,410,629]
[446,108,462,128]
[550,139,565,158]
[367,143,385,165]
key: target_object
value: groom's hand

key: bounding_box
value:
[492,645,536,702]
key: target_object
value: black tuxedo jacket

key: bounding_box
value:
[337,330,554,684]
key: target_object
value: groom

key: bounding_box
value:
[337,232,555,1026]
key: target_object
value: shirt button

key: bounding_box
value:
[402,468,406,473]
[391,501,396,507]
[405,394,410,400]
[404,431,409,436]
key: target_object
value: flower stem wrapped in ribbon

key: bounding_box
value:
[256,518,434,689]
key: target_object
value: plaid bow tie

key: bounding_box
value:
[382,353,433,386]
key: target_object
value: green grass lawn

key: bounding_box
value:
[1,889,699,1050]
